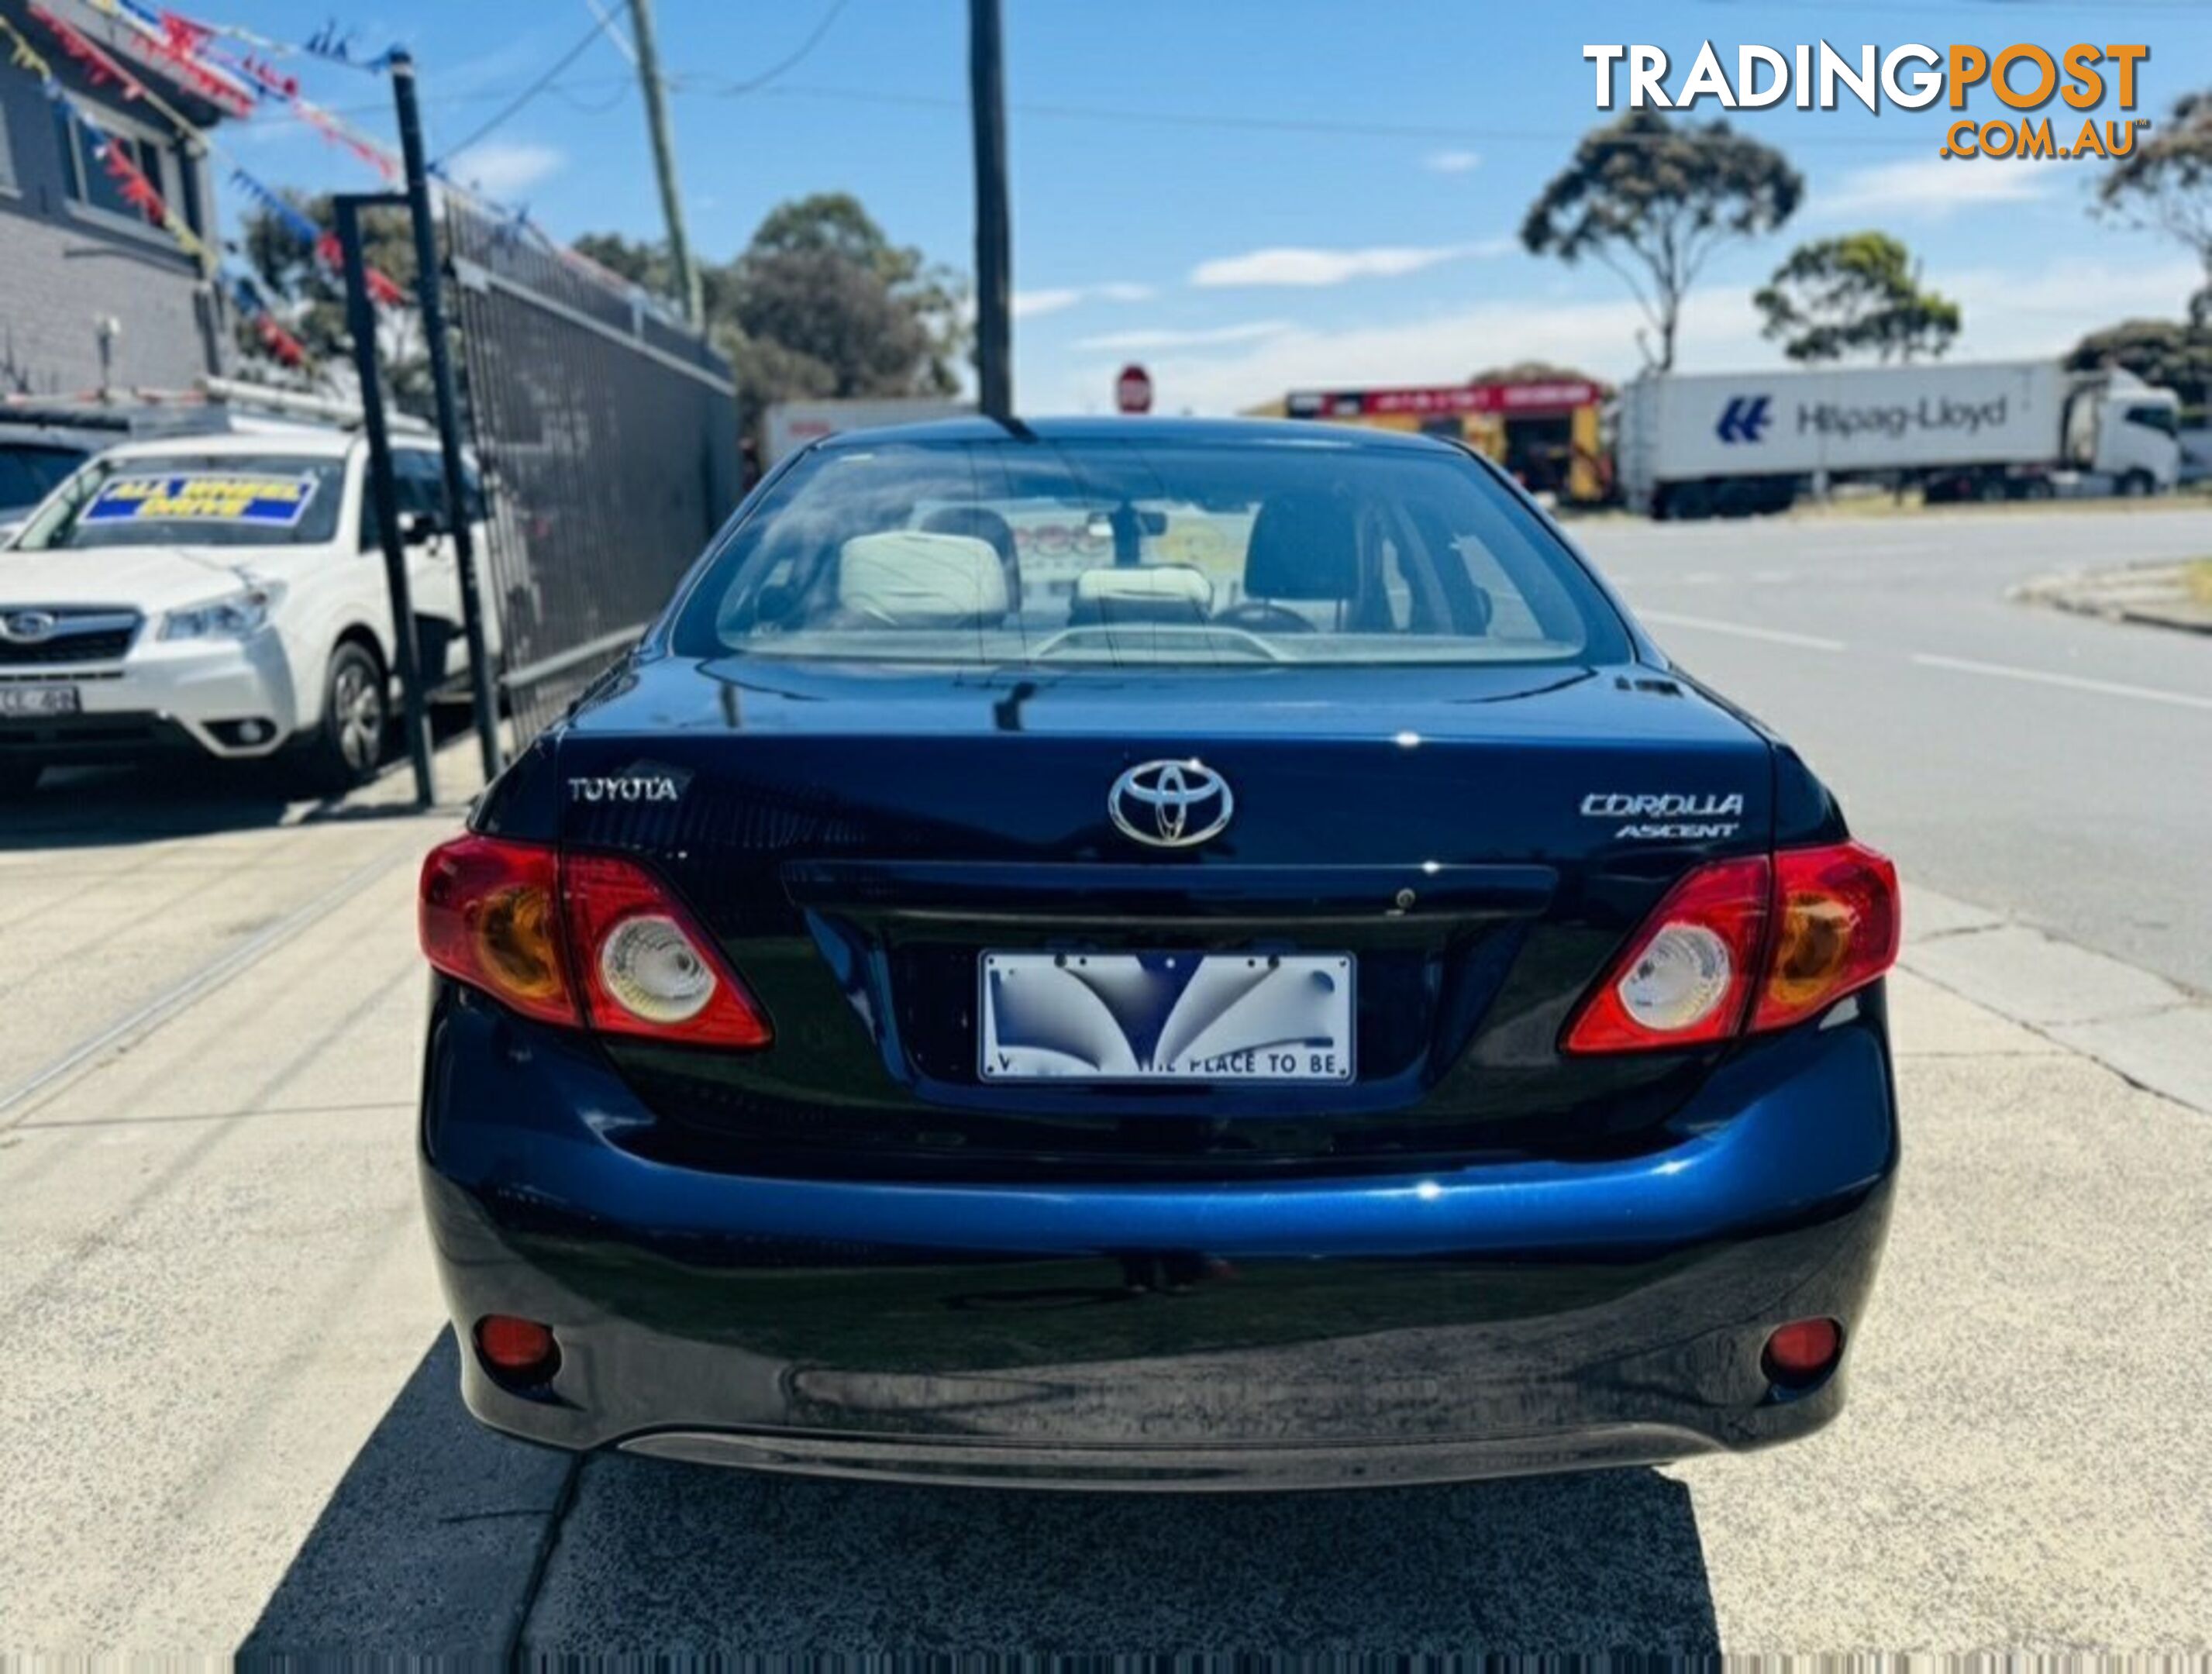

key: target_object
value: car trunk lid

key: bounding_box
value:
[553,656,1774,1178]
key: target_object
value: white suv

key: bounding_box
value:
[0,429,497,795]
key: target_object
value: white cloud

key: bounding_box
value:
[1022,253,2200,416]
[1812,155,2067,222]
[1190,239,1511,288]
[445,140,564,198]
[1012,288,1084,320]
[1425,150,1482,174]
[1012,281,1156,319]
[1076,321,1294,352]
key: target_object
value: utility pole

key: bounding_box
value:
[969,0,1011,420]
[627,0,703,327]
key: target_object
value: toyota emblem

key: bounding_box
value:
[1109,759,1233,849]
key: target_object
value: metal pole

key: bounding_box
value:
[628,0,704,327]
[336,194,435,809]
[969,0,1011,421]
[389,50,502,783]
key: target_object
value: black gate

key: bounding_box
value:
[446,199,739,740]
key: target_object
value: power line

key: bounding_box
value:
[434,10,629,164]
[671,0,853,98]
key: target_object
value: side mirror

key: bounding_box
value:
[401,510,446,546]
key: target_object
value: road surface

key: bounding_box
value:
[1576,503,2212,995]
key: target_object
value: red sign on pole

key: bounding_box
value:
[1115,363,1154,415]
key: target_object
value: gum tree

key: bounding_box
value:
[2095,90,2212,324]
[1753,232,1962,363]
[1521,109,1803,372]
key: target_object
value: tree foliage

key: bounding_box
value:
[2095,89,2212,324]
[2067,318,2212,413]
[1753,232,1962,363]
[578,193,967,433]
[235,193,429,410]
[1521,110,1802,371]
[1467,360,1607,390]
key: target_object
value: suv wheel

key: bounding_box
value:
[295,642,388,794]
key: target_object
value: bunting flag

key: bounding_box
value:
[71,0,253,115]
[226,272,309,369]
[4,19,215,273]
[78,96,213,263]
[0,10,53,74]
[11,2,653,327]
[229,167,407,308]
[27,2,207,143]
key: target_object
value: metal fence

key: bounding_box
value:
[446,198,740,740]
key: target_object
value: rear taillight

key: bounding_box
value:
[419,835,771,1049]
[1562,856,1770,1053]
[563,851,773,1048]
[1752,842,1900,1033]
[1563,840,1898,1055]
[419,835,574,1026]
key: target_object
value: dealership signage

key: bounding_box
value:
[1287,381,1604,420]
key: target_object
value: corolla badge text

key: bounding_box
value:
[567,775,680,804]
[1582,790,1744,842]
[1111,760,1234,848]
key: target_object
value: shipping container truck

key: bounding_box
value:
[1616,360,2182,518]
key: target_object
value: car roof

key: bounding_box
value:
[0,424,103,450]
[98,429,366,462]
[811,415,1469,456]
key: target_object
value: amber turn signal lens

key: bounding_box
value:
[474,884,563,1003]
[1765,890,1858,1009]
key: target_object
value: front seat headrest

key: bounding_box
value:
[838,530,1008,626]
[919,505,1022,611]
[1068,564,1213,626]
[1244,489,1359,601]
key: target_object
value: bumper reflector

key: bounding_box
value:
[474,1314,560,1384]
[1762,1317,1843,1387]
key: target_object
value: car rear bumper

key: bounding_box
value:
[419,983,1899,1490]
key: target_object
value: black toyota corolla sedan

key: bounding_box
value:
[416,418,1900,1490]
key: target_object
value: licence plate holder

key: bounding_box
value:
[0,685,81,718]
[979,951,1354,1083]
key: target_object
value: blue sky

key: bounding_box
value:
[213,0,2211,412]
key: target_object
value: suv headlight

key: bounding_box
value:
[161,583,283,641]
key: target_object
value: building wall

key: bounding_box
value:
[0,43,224,398]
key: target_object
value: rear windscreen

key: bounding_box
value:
[672,436,1630,669]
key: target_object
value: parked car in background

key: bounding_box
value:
[0,427,496,795]
[417,417,1901,1490]
[0,422,104,545]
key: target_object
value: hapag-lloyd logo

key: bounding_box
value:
[1798,394,2009,441]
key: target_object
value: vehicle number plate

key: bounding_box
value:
[979,951,1354,1083]
[0,685,80,718]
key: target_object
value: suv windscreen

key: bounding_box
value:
[674,436,1629,668]
[12,454,347,550]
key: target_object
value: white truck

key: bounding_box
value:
[1615,360,2183,518]
[763,397,973,467]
